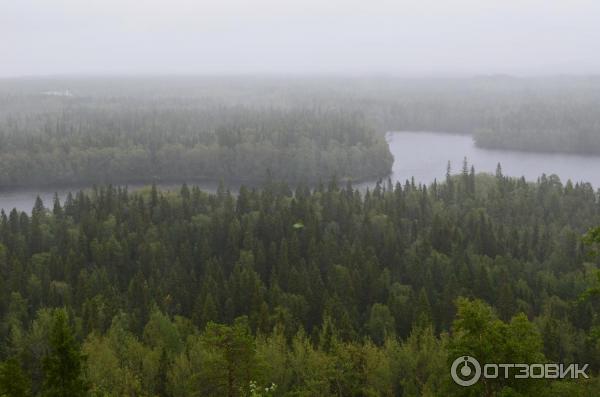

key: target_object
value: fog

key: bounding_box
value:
[2,0,599,77]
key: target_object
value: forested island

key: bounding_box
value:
[0,169,599,395]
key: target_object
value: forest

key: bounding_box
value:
[0,101,391,187]
[358,77,600,155]
[0,166,599,396]
[3,0,600,395]
[2,76,600,190]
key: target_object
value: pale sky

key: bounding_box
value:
[1,0,599,77]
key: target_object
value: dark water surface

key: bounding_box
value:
[3,131,600,212]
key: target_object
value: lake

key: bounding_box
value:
[382,131,600,187]
[2,131,600,212]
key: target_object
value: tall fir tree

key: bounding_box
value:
[42,310,88,397]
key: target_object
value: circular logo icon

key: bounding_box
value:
[451,356,481,387]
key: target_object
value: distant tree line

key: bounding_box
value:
[2,76,600,192]
[0,102,392,187]
[369,77,600,155]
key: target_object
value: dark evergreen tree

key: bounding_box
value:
[0,358,31,397]
[41,310,88,397]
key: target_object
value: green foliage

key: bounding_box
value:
[581,228,600,300]
[449,298,546,396]
[393,325,448,396]
[196,318,257,397]
[583,227,600,249]
[0,99,392,187]
[0,173,598,395]
[0,357,31,397]
[42,309,88,397]
[366,303,395,345]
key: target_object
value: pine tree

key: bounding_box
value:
[414,288,433,328]
[469,165,476,196]
[52,193,63,218]
[42,310,88,397]
[445,161,454,202]
[199,319,256,397]
[0,358,31,397]
[32,196,45,216]
[496,283,516,322]
[200,293,219,328]
[156,348,169,397]
[461,157,469,190]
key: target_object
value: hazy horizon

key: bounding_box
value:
[2,0,599,78]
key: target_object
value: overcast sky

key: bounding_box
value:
[2,0,598,77]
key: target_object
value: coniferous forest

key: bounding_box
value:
[0,102,391,187]
[4,0,600,394]
[0,167,599,395]
[0,77,600,396]
[3,76,600,189]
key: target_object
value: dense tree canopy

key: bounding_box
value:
[0,168,598,395]
[361,77,600,155]
[1,76,600,395]
[0,102,391,187]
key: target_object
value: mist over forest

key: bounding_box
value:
[2,76,600,188]
[0,74,599,396]
[2,1,600,395]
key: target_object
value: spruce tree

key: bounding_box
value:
[42,310,88,397]
[0,358,31,397]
